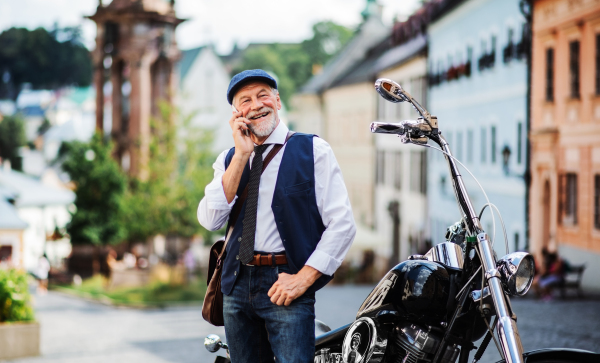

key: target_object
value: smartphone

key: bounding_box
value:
[232,105,250,137]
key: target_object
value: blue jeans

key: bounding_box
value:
[223,263,315,363]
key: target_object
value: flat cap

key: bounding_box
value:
[227,69,277,104]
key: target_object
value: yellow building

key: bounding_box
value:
[530,0,600,290]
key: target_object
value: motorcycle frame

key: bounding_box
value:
[373,79,525,363]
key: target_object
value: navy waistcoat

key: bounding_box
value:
[221,133,332,296]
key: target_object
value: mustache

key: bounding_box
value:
[246,107,274,120]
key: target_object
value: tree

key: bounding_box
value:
[121,101,219,243]
[0,114,26,170]
[232,21,354,107]
[0,27,92,99]
[301,21,355,71]
[60,134,127,245]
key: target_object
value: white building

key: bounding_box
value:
[427,0,528,254]
[177,46,234,153]
[0,162,75,270]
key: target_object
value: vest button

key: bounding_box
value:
[238,237,242,241]
[236,255,239,260]
[234,271,237,276]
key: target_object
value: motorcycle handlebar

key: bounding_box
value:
[370,121,406,135]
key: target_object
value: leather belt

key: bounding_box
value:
[246,253,287,267]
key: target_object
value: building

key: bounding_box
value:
[0,189,27,269]
[177,46,234,153]
[87,0,185,179]
[372,9,433,265]
[427,0,529,255]
[0,162,75,270]
[290,3,389,274]
[530,0,600,290]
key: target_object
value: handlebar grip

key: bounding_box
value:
[370,122,406,135]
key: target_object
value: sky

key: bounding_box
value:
[0,0,421,54]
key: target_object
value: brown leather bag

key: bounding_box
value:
[202,132,294,326]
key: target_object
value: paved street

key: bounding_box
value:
[6,285,600,363]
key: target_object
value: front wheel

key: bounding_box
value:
[494,348,600,363]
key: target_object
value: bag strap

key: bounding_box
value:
[219,131,296,258]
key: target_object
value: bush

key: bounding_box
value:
[0,269,34,323]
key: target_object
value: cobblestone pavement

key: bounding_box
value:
[7,285,600,363]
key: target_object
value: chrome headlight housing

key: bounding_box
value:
[496,252,535,296]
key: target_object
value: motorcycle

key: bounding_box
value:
[204,79,600,363]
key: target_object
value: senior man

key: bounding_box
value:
[198,69,356,363]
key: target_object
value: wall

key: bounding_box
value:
[322,82,377,228]
[530,0,600,290]
[428,0,528,256]
[374,56,430,263]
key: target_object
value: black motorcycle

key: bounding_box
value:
[204,79,599,363]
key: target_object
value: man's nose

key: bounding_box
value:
[250,97,263,110]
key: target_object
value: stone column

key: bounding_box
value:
[128,57,152,180]
[94,63,104,132]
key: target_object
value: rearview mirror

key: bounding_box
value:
[375,78,407,103]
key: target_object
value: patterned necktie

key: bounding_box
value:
[238,144,269,264]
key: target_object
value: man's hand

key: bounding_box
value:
[268,266,322,306]
[229,111,254,156]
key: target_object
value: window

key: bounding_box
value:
[594,175,600,229]
[394,152,402,190]
[456,131,463,161]
[410,151,427,195]
[569,40,580,99]
[491,126,497,163]
[376,151,385,185]
[560,173,578,225]
[480,128,487,163]
[546,48,554,101]
[503,28,515,63]
[596,34,600,95]
[467,129,474,163]
[517,122,523,164]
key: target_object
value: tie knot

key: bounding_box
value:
[254,144,268,156]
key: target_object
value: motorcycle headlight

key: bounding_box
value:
[496,252,535,296]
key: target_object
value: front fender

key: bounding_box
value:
[495,348,600,363]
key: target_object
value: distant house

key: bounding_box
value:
[0,189,27,268]
[16,89,53,141]
[177,46,234,154]
[0,163,75,270]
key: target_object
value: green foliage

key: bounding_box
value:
[122,101,218,242]
[0,269,35,322]
[0,114,26,171]
[60,134,128,245]
[0,26,92,98]
[54,274,207,306]
[232,21,354,106]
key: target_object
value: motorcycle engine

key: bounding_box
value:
[392,322,459,363]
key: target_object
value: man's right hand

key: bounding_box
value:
[229,111,254,157]
[222,111,254,203]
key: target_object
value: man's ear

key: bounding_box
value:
[276,93,282,110]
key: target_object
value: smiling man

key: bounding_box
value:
[197,69,356,363]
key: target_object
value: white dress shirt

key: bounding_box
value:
[197,121,356,276]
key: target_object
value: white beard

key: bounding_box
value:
[248,107,278,137]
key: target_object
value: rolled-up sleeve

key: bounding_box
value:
[197,150,237,231]
[304,137,356,276]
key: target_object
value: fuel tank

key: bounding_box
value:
[356,260,451,325]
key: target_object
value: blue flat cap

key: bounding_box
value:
[227,69,277,104]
